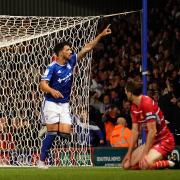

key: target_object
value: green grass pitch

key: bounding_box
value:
[0,167,180,180]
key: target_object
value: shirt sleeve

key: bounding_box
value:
[142,99,157,123]
[131,105,138,123]
[69,53,77,68]
[131,111,138,124]
[41,65,54,81]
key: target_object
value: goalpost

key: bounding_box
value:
[0,15,99,166]
[0,11,140,166]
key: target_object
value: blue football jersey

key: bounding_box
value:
[41,53,77,103]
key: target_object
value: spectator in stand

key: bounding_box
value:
[110,117,132,148]
[110,88,122,107]
[89,105,105,146]
[159,78,180,145]
[172,28,180,66]
[90,93,112,114]
[101,94,112,113]
[121,100,132,129]
[102,105,120,146]
[90,91,104,114]
[89,123,105,147]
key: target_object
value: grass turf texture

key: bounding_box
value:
[0,167,180,180]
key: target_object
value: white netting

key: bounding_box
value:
[0,15,100,166]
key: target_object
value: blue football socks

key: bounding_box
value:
[40,132,57,161]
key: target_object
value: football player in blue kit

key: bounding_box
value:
[38,25,111,168]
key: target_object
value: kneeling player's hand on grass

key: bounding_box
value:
[122,153,131,166]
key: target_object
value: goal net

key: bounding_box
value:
[0,15,100,166]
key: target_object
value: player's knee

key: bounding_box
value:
[139,156,153,170]
[139,163,149,170]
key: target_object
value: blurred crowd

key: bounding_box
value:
[88,0,180,147]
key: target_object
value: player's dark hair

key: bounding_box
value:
[53,41,71,55]
[125,79,142,96]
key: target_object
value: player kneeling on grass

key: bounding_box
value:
[122,79,179,170]
[38,25,111,169]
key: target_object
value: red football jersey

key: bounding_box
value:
[131,95,173,143]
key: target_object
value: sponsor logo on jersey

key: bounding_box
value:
[58,72,72,83]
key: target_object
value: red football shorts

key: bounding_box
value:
[152,134,175,158]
